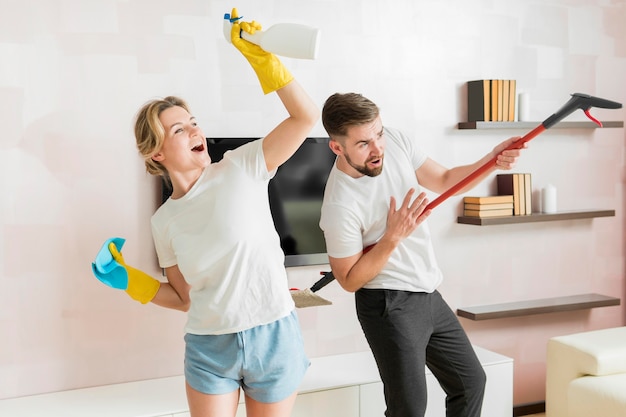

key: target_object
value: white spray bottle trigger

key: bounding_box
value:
[223,13,320,60]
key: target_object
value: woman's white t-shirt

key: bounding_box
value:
[151,138,294,335]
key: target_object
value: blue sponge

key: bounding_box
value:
[91,237,128,290]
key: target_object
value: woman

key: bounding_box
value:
[108,10,319,417]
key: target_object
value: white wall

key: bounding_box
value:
[1,0,624,406]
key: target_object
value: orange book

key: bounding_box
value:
[508,80,517,121]
[497,79,504,121]
[463,208,513,218]
[524,173,532,214]
[518,173,526,215]
[490,79,499,122]
[464,202,514,211]
[502,80,510,122]
[463,195,514,204]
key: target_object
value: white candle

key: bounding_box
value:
[541,184,557,213]
[518,92,530,121]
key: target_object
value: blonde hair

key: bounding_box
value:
[134,96,190,180]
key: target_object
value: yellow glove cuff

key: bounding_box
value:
[109,242,160,304]
[124,265,161,304]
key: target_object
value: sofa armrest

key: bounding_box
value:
[546,327,626,417]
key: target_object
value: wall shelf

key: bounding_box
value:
[457,209,615,226]
[457,293,621,321]
[457,121,623,129]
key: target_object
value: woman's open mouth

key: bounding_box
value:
[191,143,205,152]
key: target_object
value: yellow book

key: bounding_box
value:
[508,80,516,121]
[464,202,515,211]
[463,208,514,218]
[497,79,504,121]
[502,80,510,122]
[517,173,526,215]
[490,79,499,122]
[524,173,532,214]
[463,195,514,204]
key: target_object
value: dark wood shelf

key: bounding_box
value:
[457,293,621,321]
[457,121,623,129]
[457,209,615,226]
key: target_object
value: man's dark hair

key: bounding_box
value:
[322,93,380,138]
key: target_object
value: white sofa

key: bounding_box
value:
[546,326,626,417]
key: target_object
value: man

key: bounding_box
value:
[319,92,524,417]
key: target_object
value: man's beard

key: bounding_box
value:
[345,153,384,177]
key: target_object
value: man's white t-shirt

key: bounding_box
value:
[320,126,443,293]
[151,138,294,335]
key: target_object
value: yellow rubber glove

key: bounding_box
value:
[108,243,161,304]
[230,8,294,94]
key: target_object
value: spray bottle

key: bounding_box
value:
[223,12,320,60]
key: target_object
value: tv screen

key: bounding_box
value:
[161,137,336,267]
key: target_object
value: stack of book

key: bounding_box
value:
[467,79,517,122]
[463,195,514,218]
[496,173,532,215]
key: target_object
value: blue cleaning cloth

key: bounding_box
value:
[91,237,129,290]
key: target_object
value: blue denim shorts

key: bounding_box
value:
[184,311,310,403]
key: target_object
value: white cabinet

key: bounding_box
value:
[292,386,360,417]
[0,347,511,417]
[360,380,446,417]
[359,377,447,417]
[358,382,386,417]
[481,353,514,417]
[235,387,359,417]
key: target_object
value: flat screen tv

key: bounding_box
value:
[161,137,336,267]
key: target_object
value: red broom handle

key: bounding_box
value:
[425,124,546,211]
